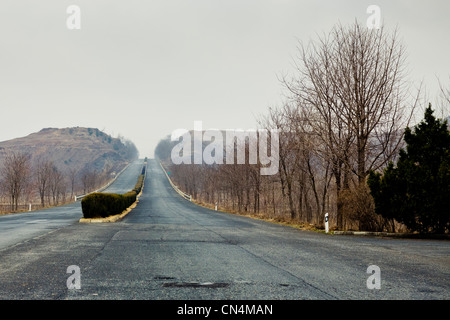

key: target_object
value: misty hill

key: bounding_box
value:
[0,127,138,189]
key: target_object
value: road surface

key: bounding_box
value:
[0,159,143,250]
[0,159,448,301]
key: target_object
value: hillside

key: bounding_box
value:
[0,127,138,199]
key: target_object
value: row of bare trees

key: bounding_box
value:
[157,21,445,231]
[260,23,420,230]
[0,151,104,212]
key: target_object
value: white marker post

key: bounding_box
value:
[325,213,329,233]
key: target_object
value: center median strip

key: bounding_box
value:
[79,159,147,223]
[79,199,139,223]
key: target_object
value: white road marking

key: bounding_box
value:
[25,219,48,224]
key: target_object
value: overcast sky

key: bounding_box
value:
[1,0,449,157]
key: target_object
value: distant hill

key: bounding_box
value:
[0,127,138,193]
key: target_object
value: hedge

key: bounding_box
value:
[81,191,137,218]
[81,163,147,219]
[133,174,145,194]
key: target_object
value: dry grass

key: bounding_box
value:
[192,199,329,234]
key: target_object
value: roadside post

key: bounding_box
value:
[325,212,329,233]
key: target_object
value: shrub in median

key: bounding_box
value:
[133,174,145,194]
[81,163,146,219]
[81,191,137,218]
[123,190,138,207]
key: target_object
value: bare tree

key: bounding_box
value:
[283,21,418,228]
[1,151,31,211]
[260,105,299,219]
[49,165,65,205]
[35,158,53,207]
[437,76,450,118]
[68,167,78,200]
[81,169,98,195]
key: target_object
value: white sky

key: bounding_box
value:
[1,0,449,157]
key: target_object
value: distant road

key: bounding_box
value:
[0,159,448,300]
[0,159,143,251]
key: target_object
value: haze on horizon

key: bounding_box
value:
[0,0,449,158]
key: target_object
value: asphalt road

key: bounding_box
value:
[0,159,143,251]
[0,159,448,301]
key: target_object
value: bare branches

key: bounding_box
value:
[35,158,53,207]
[286,21,414,184]
[437,76,450,118]
[1,151,31,211]
[157,20,431,232]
